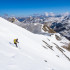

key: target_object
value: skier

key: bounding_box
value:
[14,38,19,47]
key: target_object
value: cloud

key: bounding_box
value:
[44,12,55,17]
[44,12,49,16]
[49,12,55,16]
[62,12,70,16]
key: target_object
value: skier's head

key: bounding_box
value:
[16,38,18,40]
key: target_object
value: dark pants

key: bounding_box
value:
[14,43,18,47]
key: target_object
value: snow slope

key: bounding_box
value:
[0,17,70,70]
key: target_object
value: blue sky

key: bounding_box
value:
[0,0,70,16]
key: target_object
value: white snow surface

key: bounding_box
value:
[0,17,70,70]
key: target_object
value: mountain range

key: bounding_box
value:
[7,13,70,40]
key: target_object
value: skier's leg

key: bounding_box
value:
[16,43,18,47]
[14,43,17,47]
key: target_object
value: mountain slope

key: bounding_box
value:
[0,17,70,70]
